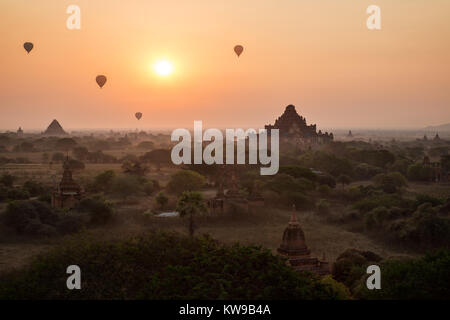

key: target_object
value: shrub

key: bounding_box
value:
[155,192,169,209]
[415,194,443,207]
[318,184,332,196]
[3,200,59,234]
[332,249,382,290]
[317,173,336,188]
[23,181,46,197]
[407,164,434,182]
[91,170,115,192]
[111,175,142,199]
[76,197,114,225]
[6,188,30,200]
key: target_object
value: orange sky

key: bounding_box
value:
[1,0,450,131]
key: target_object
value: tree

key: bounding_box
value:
[337,174,351,189]
[121,160,149,177]
[373,172,406,193]
[55,138,77,151]
[92,170,115,192]
[0,173,15,187]
[72,146,89,161]
[167,170,205,195]
[76,197,114,225]
[357,250,450,299]
[177,191,207,237]
[155,191,168,209]
[3,200,59,235]
[407,164,434,182]
[0,232,344,299]
[140,149,171,170]
[111,176,142,199]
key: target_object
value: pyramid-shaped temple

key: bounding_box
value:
[44,119,67,135]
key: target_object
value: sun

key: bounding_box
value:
[154,59,174,77]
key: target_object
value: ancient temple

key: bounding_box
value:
[247,180,264,213]
[51,158,82,209]
[208,169,253,214]
[209,181,225,214]
[265,105,333,148]
[277,206,330,276]
[44,119,67,136]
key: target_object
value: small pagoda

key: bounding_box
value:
[278,206,330,276]
[51,158,82,209]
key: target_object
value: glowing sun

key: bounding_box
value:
[154,59,174,77]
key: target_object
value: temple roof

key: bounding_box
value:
[265,105,332,138]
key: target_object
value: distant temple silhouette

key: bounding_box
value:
[265,105,333,148]
[44,119,67,135]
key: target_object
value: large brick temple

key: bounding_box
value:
[265,105,333,148]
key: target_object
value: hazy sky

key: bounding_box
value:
[1,0,449,131]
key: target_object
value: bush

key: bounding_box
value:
[364,207,389,230]
[23,181,46,197]
[155,192,168,209]
[317,174,336,188]
[373,172,407,193]
[0,232,345,299]
[91,170,115,192]
[111,175,142,199]
[332,249,382,290]
[353,163,383,180]
[76,197,114,225]
[6,188,30,200]
[407,164,434,182]
[415,194,443,207]
[3,200,59,235]
[318,184,332,196]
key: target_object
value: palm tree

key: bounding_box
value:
[176,191,207,237]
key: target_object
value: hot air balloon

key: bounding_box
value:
[24,42,34,54]
[234,45,244,57]
[135,112,142,120]
[96,75,107,88]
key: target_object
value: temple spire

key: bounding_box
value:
[289,204,299,225]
